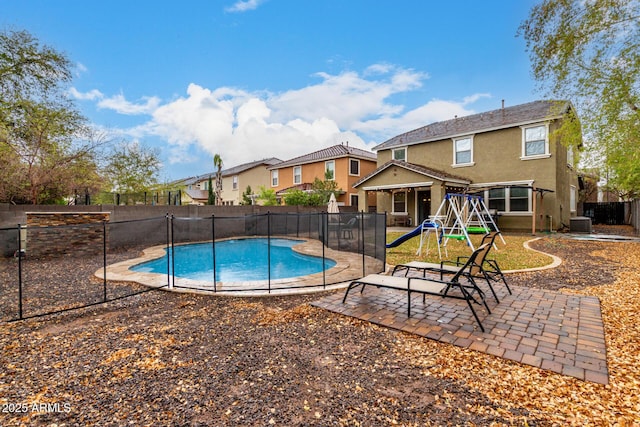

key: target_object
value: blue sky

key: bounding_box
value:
[2,0,540,181]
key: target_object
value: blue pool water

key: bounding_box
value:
[131,238,336,282]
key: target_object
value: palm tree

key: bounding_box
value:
[213,154,223,206]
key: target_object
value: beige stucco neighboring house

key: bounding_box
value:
[179,158,282,205]
[354,100,581,232]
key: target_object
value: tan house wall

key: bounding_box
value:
[368,120,579,231]
[193,165,273,205]
[220,166,272,205]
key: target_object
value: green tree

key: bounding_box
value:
[102,140,161,195]
[213,153,223,205]
[241,185,253,205]
[256,185,278,206]
[207,175,215,205]
[283,189,310,206]
[0,30,72,102]
[0,29,103,204]
[311,171,340,205]
[0,98,101,204]
[283,172,341,206]
[519,0,640,198]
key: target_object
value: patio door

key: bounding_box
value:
[417,190,431,223]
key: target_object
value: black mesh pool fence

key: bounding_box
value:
[0,212,387,321]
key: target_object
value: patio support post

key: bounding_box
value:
[532,190,537,235]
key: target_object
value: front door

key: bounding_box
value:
[417,190,431,223]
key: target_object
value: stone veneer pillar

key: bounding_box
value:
[25,212,110,258]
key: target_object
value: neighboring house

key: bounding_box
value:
[354,100,581,232]
[178,158,281,205]
[176,175,209,205]
[219,157,282,205]
[267,143,377,207]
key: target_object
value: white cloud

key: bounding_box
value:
[74,62,88,77]
[98,93,161,115]
[69,87,103,101]
[269,66,426,129]
[225,0,265,13]
[87,64,488,176]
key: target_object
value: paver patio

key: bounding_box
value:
[312,276,609,384]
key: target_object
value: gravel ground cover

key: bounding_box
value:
[0,247,152,322]
[1,227,639,426]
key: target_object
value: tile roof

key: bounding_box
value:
[374,100,571,151]
[174,158,282,184]
[269,144,376,169]
[221,157,281,176]
[353,160,471,188]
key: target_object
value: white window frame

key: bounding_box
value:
[349,158,360,176]
[293,166,302,185]
[232,175,238,191]
[392,147,407,162]
[271,170,279,187]
[325,160,335,180]
[521,123,551,160]
[567,144,575,168]
[392,191,407,214]
[570,185,577,212]
[452,135,474,167]
[475,181,534,215]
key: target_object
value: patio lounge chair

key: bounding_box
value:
[391,232,511,302]
[343,243,492,331]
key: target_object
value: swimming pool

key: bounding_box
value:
[130,238,337,282]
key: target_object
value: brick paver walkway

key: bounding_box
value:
[312,277,609,384]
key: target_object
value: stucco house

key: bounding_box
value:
[354,100,581,232]
[179,158,281,205]
[268,143,377,207]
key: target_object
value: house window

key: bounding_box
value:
[293,166,302,185]
[350,194,359,207]
[325,160,335,180]
[487,187,531,213]
[349,159,360,176]
[509,187,529,212]
[392,147,406,162]
[570,185,577,212]
[522,124,549,158]
[232,175,238,190]
[271,170,279,187]
[488,188,505,212]
[453,136,473,166]
[393,191,407,214]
